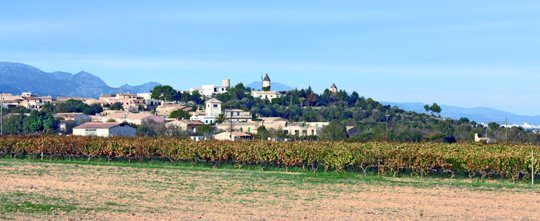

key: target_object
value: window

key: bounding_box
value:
[213,104,218,108]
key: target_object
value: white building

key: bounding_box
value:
[283,122,330,137]
[251,91,282,102]
[73,122,136,137]
[190,79,230,97]
[188,98,224,125]
[205,98,222,117]
[214,132,253,141]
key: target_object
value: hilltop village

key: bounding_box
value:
[0,74,338,141]
[1,73,539,143]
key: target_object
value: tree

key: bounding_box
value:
[150,85,180,101]
[319,121,347,141]
[216,113,226,124]
[424,104,430,113]
[2,114,26,134]
[83,104,103,115]
[430,103,442,116]
[348,91,359,106]
[257,126,270,140]
[169,109,191,120]
[488,122,501,132]
[23,111,43,133]
[190,91,204,104]
[109,102,124,110]
[197,125,215,138]
[55,99,103,115]
[136,121,165,137]
[42,112,57,134]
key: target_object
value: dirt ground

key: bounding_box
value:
[0,160,539,221]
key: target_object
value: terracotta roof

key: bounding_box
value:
[73,122,123,129]
[205,98,222,104]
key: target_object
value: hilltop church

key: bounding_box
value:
[251,73,282,102]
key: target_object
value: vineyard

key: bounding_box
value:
[0,136,538,181]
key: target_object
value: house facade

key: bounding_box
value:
[92,112,165,125]
[224,109,252,122]
[251,91,282,102]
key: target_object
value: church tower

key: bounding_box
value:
[329,83,338,94]
[262,73,271,91]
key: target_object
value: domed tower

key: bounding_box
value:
[262,73,271,91]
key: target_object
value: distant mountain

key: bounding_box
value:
[383,102,540,126]
[247,81,293,91]
[0,62,160,98]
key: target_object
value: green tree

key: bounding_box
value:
[257,126,270,140]
[83,104,103,115]
[151,85,180,101]
[197,125,215,138]
[2,114,26,134]
[430,103,442,116]
[169,109,191,120]
[424,104,430,113]
[42,112,57,134]
[319,121,347,141]
[23,111,43,133]
[109,102,124,110]
[216,113,226,124]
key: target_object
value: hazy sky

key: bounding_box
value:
[1,1,539,115]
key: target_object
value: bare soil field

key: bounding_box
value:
[0,159,539,221]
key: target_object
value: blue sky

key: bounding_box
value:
[1,1,539,115]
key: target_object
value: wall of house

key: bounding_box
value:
[108,126,136,137]
[73,128,96,136]
[206,102,222,117]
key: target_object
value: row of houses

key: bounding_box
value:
[0,92,161,113]
[4,74,338,141]
[0,92,53,111]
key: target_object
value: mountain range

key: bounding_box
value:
[382,102,540,126]
[0,62,160,98]
[1,61,538,126]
